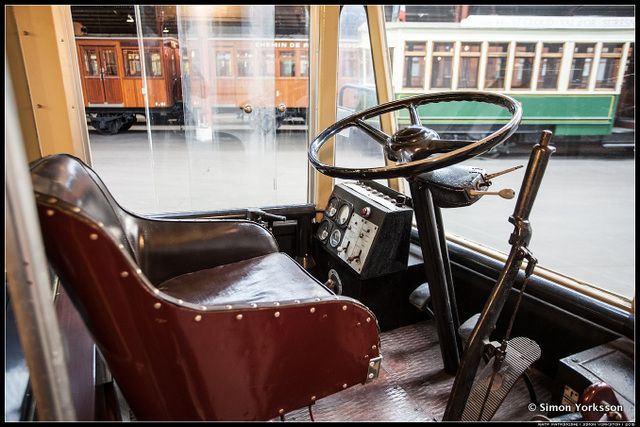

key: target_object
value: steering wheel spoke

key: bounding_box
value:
[355,119,391,146]
[408,103,422,126]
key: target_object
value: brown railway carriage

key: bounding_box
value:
[76,36,310,134]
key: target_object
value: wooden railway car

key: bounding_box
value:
[76,37,183,134]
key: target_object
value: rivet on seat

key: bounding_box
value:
[310,307,316,313]
[177,299,183,305]
[368,373,375,379]
[311,396,316,402]
[278,409,284,415]
[118,244,124,249]
[342,383,347,389]
[315,298,320,302]
[135,268,142,275]
[153,302,161,309]
[226,305,233,310]
[274,302,280,306]
[98,222,104,228]
[72,207,81,213]
[366,317,371,323]
[194,315,202,322]
[372,345,377,350]
[356,322,361,327]
[47,197,57,204]
[369,361,375,367]
[294,300,300,304]
[342,305,347,311]
[201,306,207,310]
[46,209,55,217]
[120,271,129,278]
[153,289,160,294]
[251,303,258,308]
[274,311,280,318]
[89,233,98,240]
[236,314,243,320]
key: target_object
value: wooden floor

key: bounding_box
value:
[286,320,552,422]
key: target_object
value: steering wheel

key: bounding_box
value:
[309,91,522,180]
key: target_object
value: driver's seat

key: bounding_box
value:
[31,154,381,421]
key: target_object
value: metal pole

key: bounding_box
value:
[409,180,460,374]
[5,59,77,420]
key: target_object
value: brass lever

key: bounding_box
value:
[483,165,523,181]
[468,189,515,199]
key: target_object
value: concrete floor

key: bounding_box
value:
[88,128,634,299]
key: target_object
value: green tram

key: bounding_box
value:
[384,15,635,151]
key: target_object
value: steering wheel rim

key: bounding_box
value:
[308,91,522,180]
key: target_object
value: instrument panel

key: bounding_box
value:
[315,181,413,279]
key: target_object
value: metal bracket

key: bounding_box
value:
[366,355,383,383]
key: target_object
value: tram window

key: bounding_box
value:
[123,50,141,76]
[596,43,624,89]
[485,43,508,89]
[299,51,309,77]
[403,42,426,88]
[215,51,232,77]
[102,49,118,76]
[537,43,563,89]
[261,51,275,77]
[83,48,100,76]
[279,51,296,77]
[568,43,595,89]
[511,43,536,89]
[237,50,253,77]
[431,42,454,89]
[458,42,481,89]
[144,50,163,77]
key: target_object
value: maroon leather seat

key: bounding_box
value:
[31,154,381,421]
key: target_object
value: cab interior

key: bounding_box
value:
[5,4,635,422]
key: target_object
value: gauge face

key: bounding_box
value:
[329,229,342,248]
[317,220,331,242]
[326,197,340,218]
[336,204,352,226]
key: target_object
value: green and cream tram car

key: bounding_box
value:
[5,4,635,423]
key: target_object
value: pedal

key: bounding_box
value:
[409,282,433,316]
[462,336,541,421]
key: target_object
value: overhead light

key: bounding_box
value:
[163,27,169,33]
[126,14,134,23]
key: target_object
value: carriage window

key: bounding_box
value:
[101,49,118,76]
[144,50,163,77]
[299,51,309,77]
[596,43,624,89]
[431,42,454,89]
[261,51,275,77]
[83,48,100,76]
[537,43,563,89]
[458,42,481,89]
[237,50,253,77]
[485,43,508,89]
[216,51,232,77]
[568,43,595,89]
[403,42,426,88]
[123,50,142,77]
[511,43,536,89]
[279,51,296,77]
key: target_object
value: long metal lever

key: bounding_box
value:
[468,189,515,199]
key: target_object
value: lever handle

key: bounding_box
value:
[483,165,523,181]
[468,188,515,199]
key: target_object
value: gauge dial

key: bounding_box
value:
[317,220,331,242]
[336,204,352,226]
[329,229,342,248]
[326,197,340,218]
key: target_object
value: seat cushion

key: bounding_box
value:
[157,252,333,306]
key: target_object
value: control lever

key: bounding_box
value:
[467,188,515,199]
[483,165,524,181]
[246,208,287,223]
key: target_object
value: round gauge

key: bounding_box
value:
[317,220,331,242]
[336,204,352,226]
[329,229,342,248]
[326,197,340,218]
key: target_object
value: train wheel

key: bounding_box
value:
[91,114,122,135]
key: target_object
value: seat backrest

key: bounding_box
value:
[30,154,139,261]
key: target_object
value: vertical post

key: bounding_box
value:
[409,179,460,374]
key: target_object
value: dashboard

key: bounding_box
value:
[315,181,413,279]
